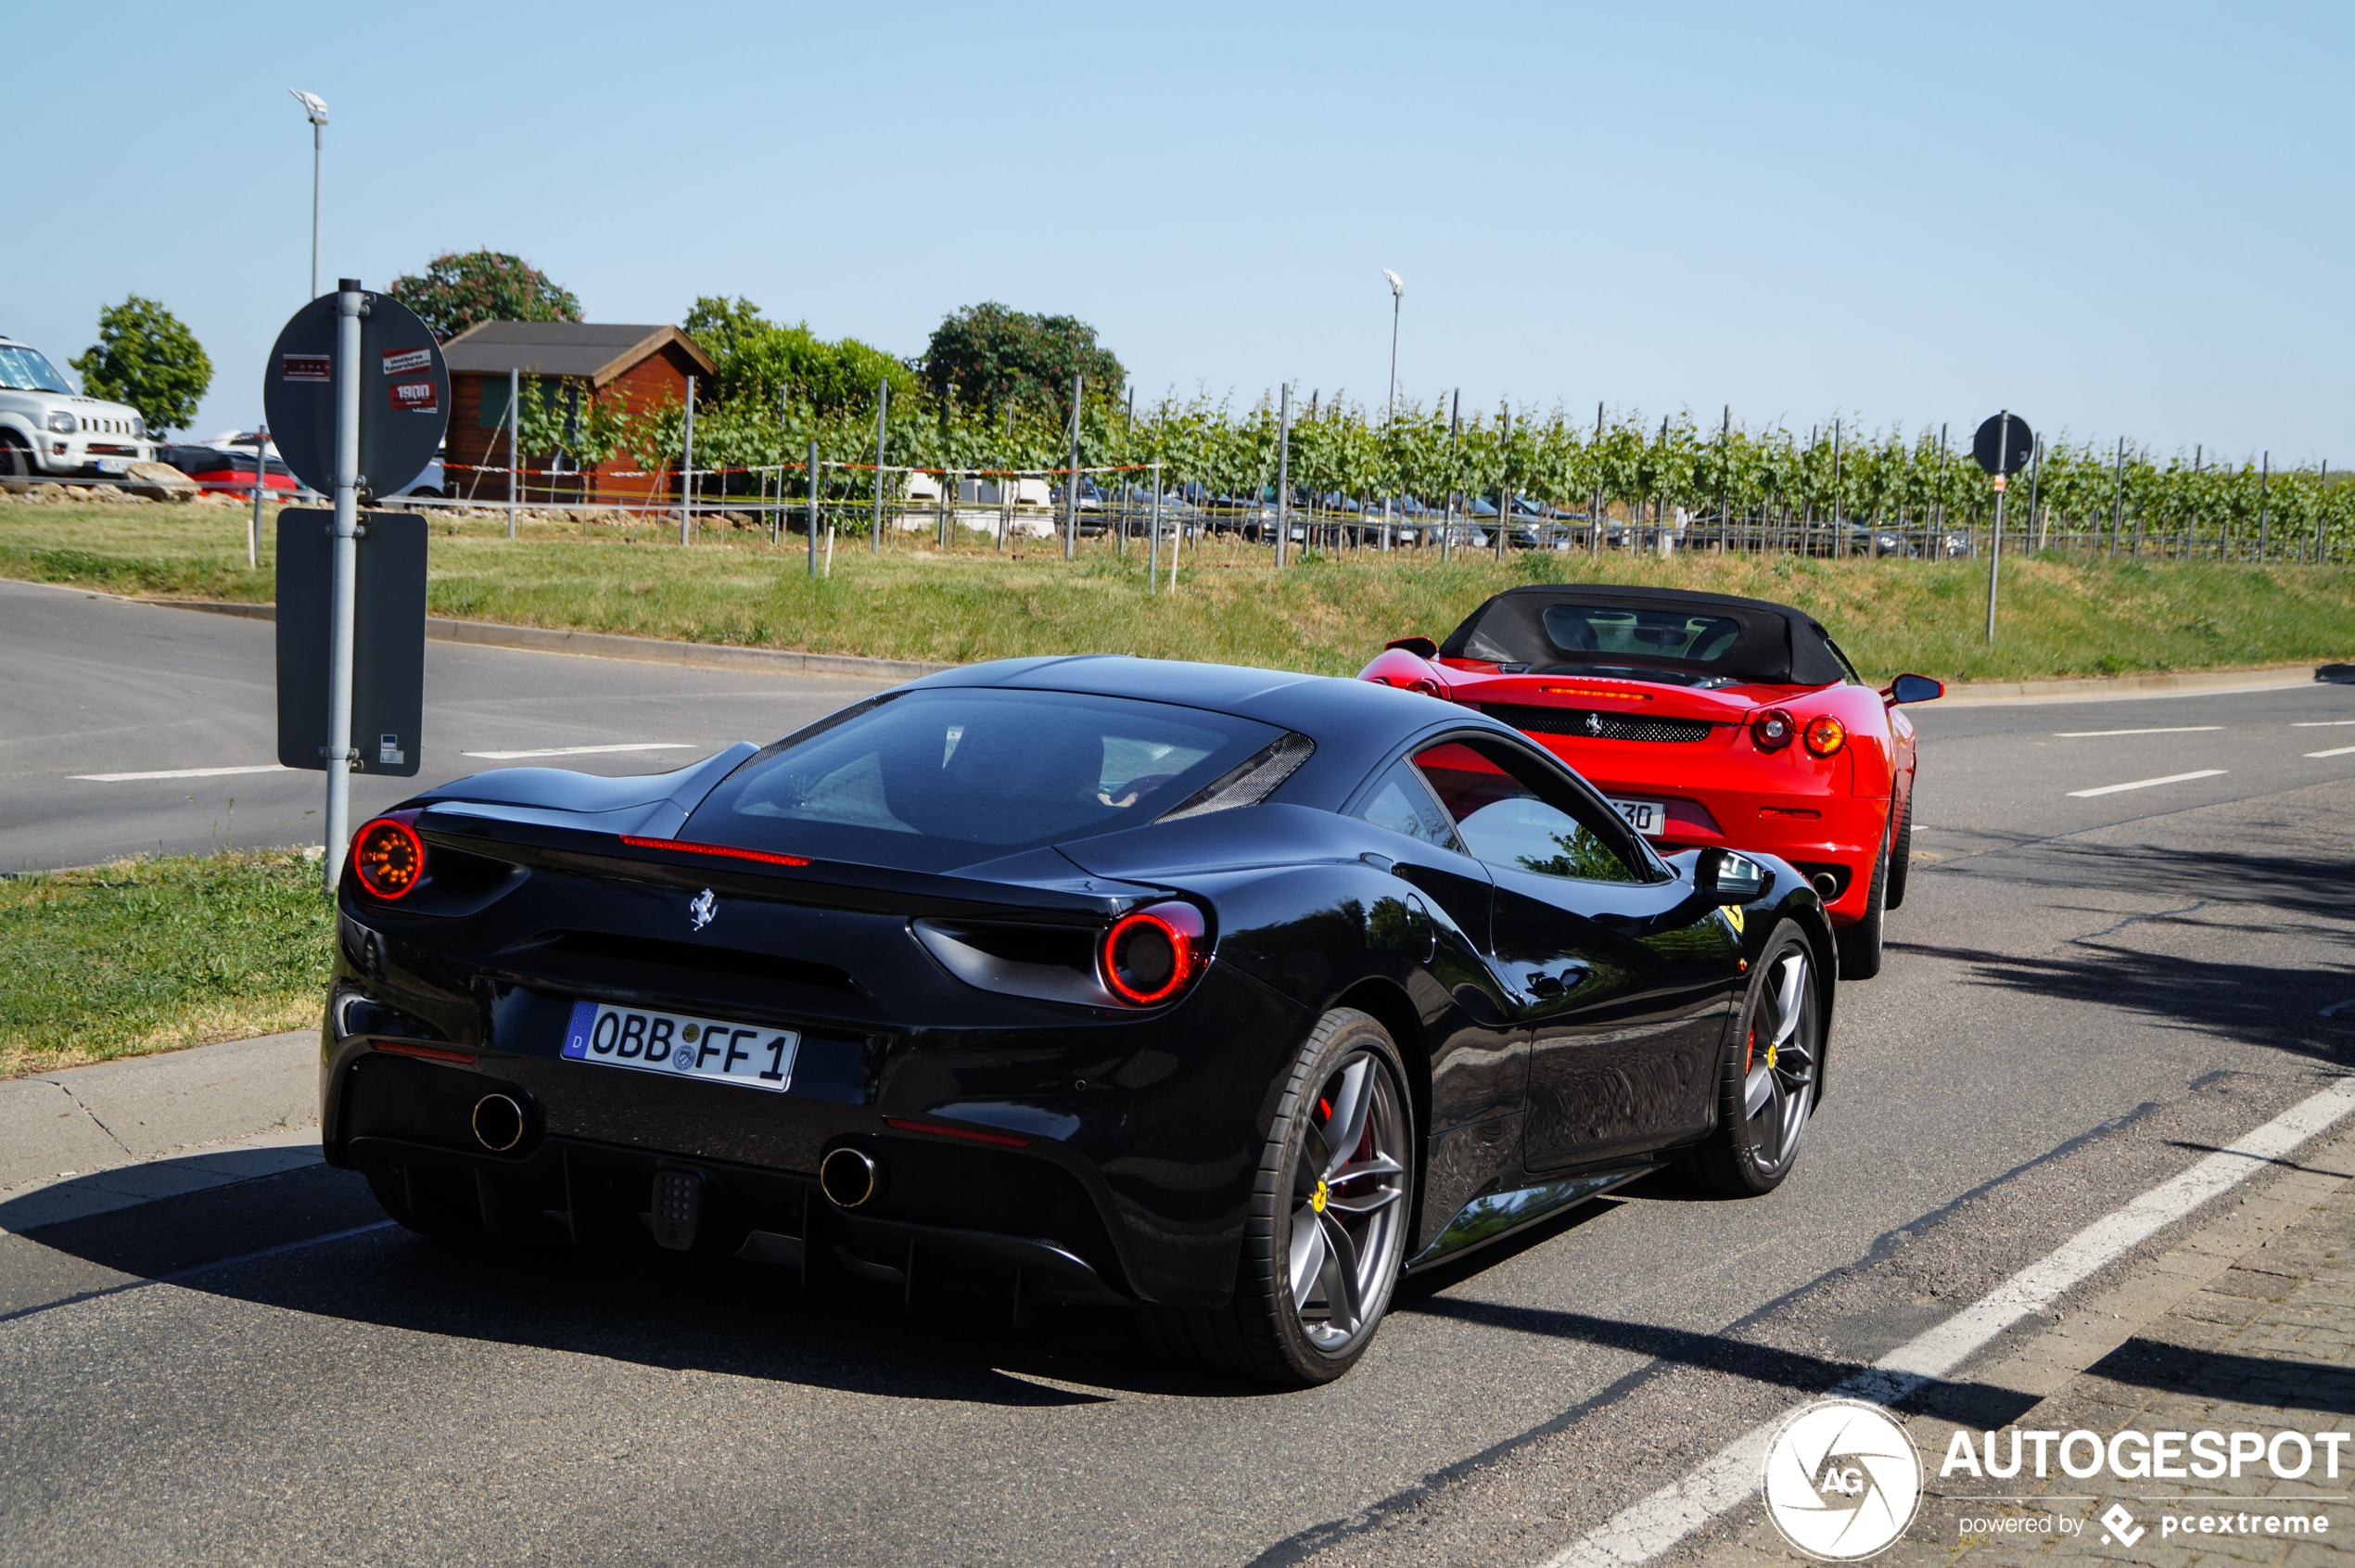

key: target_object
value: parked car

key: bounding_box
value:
[324,656,1834,1385]
[1360,585,1942,979]
[1843,522,1915,557]
[389,449,445,500]
[157,443,300,498]
[1049,477,1105,511]
[0,336,156,479]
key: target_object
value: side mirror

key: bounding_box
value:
[1696,848,1773,904]
[1886,673,1943,705]
[1385,636,1439,658]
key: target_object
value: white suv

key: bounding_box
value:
[0,336,156,480]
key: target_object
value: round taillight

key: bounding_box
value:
[351,816,425,899]
[1100,901,1207,1006]
[1750,709,1796,752]
[1803,715,1848,757]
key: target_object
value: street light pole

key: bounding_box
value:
[1381,270,1404,421]
[289,90,329,300]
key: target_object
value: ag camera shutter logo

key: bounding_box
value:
[1762,1398,1924,1561]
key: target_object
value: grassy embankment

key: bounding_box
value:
[1,849,332,1077]
[6,500,2355,683]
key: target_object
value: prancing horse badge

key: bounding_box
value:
[689,888,717,931]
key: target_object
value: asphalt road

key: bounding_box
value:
[4,581,2352,1567]
[0,579,895,873]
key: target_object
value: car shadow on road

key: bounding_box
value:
[1933,835,2355,918]
[1,1161,1296,1404]
[1888,937,2355,1066]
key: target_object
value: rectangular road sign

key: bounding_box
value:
[274,508,426,777]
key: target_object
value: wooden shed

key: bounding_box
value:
[439,321,716,505]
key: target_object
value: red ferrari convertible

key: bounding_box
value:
[1359,584,1942,978]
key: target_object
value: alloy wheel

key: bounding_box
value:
[1287,1052,1409,1351]
[1739,947,1816,1171]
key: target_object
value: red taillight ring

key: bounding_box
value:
[1100,901,1207,1006]
[1803,715,1848,757]
[1750,708,1796,752]
[351,814,425,899]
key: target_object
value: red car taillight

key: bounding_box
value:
[1803,715,1847,757]
[1099,901,1207,1006]
[1750,709,1797,752]
[351,813,425,899]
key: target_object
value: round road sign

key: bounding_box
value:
[262,284,450,499]
[1971,413,2036,477]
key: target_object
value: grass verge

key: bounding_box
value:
[1,848,330,1078]
[5,501,2355,685]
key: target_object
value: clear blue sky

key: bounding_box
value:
[9,1,2347,462]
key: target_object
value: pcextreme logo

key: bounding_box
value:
[1762,1399,1924,1561]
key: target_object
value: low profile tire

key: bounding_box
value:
[1137,1008,1415,1386]
[1884,784,1915,911]
[1687,922,1822,1197]
[1834,812,1890,980]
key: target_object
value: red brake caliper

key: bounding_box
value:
[1745,1026,1757,1075]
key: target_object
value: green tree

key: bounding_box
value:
[388,250,581,342]
[70,296,211,438]
[681,296,918,414]
[921,301,1124,419]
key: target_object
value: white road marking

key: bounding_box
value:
[2304,746,2355,759]
[1,1220,398,1328]
[2065,769,2226,797]
[155,1220,398,1284]
[71,764,293,782]
[2291,720,2355,727]
[2052,726,2223,737]
[1537,1077,2355,1568]
[460,743,695,760]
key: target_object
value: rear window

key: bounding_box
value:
[1436,591,1841,685]
[1541,605,1742,664]
[685,688,1289,872]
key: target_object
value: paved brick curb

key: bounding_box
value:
[1938,666,2334,708]
[1700,1121,2355,1566]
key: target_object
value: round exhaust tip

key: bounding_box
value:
[1810,872,1840,899]
[820,1146,881,1209]
[472,1093,525,1153]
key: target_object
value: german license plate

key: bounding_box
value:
[1609,797,1669,836]
[95,458,129,475]
[560,1000,797,1092]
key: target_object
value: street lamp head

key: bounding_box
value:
[289,88,329,125]
[1381,268,1404,297]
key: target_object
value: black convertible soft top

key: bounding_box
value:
[1437,584,1851,686]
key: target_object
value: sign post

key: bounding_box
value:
[1972,411,2035,645]
[263,283,449,891]
[325,283,364,890]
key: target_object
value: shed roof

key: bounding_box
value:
[439,321,716,386]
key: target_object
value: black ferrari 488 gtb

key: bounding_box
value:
[325,656,1838,1384]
